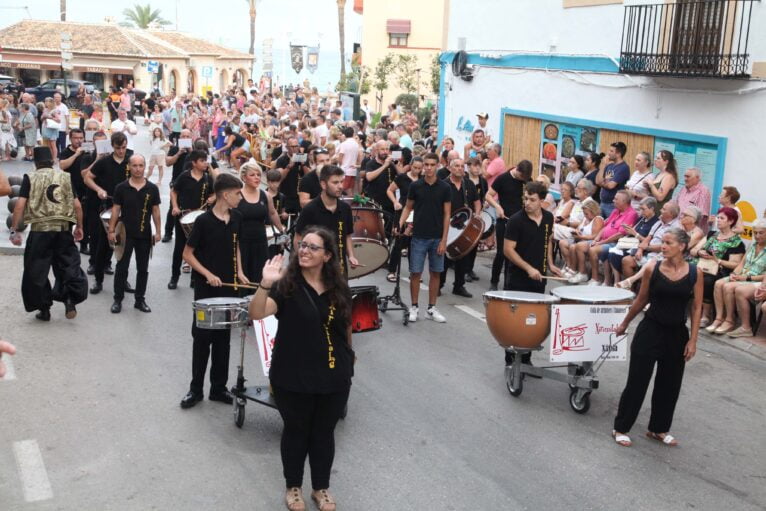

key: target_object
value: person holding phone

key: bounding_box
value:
[276,136,309,218]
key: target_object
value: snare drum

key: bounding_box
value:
[551,286,634,305]
[351,286,381,333]
[480,210,494,239]
[180,210,205,238]
[341,197,389,279]
[192,297,251,330]
[446,207,485,260]
[483,291,560,348]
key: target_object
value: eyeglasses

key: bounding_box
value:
[314,148,329,154]
[298,241,326,253]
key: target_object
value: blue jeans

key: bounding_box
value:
[408,237,444,273]
[600,202,615,219]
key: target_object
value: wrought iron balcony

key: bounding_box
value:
[619,0,756,78]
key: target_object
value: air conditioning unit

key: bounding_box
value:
[451,51,474,82]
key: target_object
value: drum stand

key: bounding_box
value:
[378,234,409,326]
[231,325,277,428]
[504,346,599,414]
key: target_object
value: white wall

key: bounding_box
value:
[441,66,766,216]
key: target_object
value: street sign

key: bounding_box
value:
[60,32,71,41]
[60,41,72,50]
[147,60,159,73]
[61,62,74,71]
[60,51,73,61]
[201,66,213,78]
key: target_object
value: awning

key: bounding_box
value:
[386,19,411,34]
[0,59,61,70]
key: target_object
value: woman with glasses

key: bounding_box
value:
[250,226,353,511]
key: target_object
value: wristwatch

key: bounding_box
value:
[747,275,752,281]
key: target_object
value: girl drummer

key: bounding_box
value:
[613,227,702,447]
[250,226,353,511]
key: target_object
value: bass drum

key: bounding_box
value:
[350,286,381,333]
[446,207,484,260]
[341,197,389,279]
[180,210,205,238]
[480,210,495,239]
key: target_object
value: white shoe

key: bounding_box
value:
[408,306,419,323]
[563,267,576,277]
[568,272,587,284]
[588,280,603,286]
[426,306,446,323]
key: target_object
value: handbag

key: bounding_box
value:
[697,257,720,276]
[615,237,640,251]
[45,118,61,131]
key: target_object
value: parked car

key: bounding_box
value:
[25,79,96,106]
[0,74,16,93]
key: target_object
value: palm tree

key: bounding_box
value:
[247,0,257,55]
[121,4,172,29]
[60,0,66,21]
[337,0,347,78]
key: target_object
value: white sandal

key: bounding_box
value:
[612,430,632,447]
[646,432,678,446]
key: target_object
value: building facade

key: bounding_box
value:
[440,0,766,234]
[359,0,449,112]
[0,20,253,96]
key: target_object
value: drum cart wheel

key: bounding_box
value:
[402,310,409,325]
[569,388,591,414]
[505,365,524,397]
[234,400,246,428]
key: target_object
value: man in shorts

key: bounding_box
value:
[398,152,451,323]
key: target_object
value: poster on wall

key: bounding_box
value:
[540,121,600,190]
[653,138,718,201]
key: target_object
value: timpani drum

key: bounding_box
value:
[180,210,206,238]
[551,286,634,305]
[192,297,250,330]
[483,291,560,348]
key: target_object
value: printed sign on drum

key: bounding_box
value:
[549,305,628,362]
[252,316,278,377]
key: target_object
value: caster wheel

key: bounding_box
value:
[569,389,591,414]
[402,311,409,325]
[234,404,245,428]
[378,300,388,313]
[506,367,523,397]
[568,383,577,390]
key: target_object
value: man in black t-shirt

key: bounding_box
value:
[398,153,451,323]
[298,147,329,209]
[485,160,532,290]
[168,150,215,289]
[83,131,134,293]
[79,131,108,271]
[275,136,309,215]
[364,141,396,212]
[295,165,358,276]
[107,155,161,313]
[180,173,247,409]
[161,129,193,242]
[439,158,481,298]
[59,128,89,253]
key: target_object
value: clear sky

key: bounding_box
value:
[1,0,361,55]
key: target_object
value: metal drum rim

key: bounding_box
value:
[550,286,634,303]
[482,290,560,304]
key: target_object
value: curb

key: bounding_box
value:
[699,330,766,361]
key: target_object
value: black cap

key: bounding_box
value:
[33,146,53,163]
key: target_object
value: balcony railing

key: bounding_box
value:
[619,0,757,78]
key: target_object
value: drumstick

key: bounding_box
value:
[220,282,260,290]
[543,276,570,281]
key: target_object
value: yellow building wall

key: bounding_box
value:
[361,0,447,113]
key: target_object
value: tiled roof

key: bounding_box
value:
[0,20,251,59]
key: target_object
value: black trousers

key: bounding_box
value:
[164,204,176,238]
[491,218,507,285]
[78,195,90,249]
[169,131,180,145]
[240,238,268,283]
[114,237,151,301]
[171,218,188,281]
[93,213,114,284]
[440,255,469,289]
[85,198,101,267]
[190,315,231,396]
[273,385,350,490]
[22,231,88,312]
[56,131,67,156]
[614,318,688,434]
[465,244,479,274]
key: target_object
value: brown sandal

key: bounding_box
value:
[311,489,336,511]
[285,487,306,511]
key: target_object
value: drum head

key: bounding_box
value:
[100,210,112,221]
[193,297,250,307]
[480,211,494,234]
[483,290,560,303]
[347,240,388,279]
[551,286,634,303]
[181,210,205,226]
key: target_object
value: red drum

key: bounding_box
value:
[351,286,381,333]
[341,197,389,279]
[446,207,485,260]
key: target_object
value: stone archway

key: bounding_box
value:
[219,69,229,94]
[168,69,179,95]
[233,68,249,87]
[187,68,197,94]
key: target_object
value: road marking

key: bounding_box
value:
[400,276,430,291]
[1,355,16,381]
[454,304,486,322]
[13,440,53,502]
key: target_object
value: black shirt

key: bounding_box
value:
[167,146,188,184]
[295,196,354,275]
[469,176,488,206]
[436,166,450,181]
[268,275,353,393]
[298,170,322,201]
[406,178,451,239]
[90,149,134,200]
[393,173,416,208]
[504,209,554,288]
[237,190,268,241]
[491,171,526,217]
[444,176,479,213]
[113,180,161,239]
[364,159,396,211]
[60,146,87,198]
[172,170,214,211]
[186,209,243,299]
[268,191,285,221]
[276,153,306,213]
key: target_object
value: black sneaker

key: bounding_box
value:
[134,300,151,313]
[104,265,114,275]
[124,281,135,294]
[209,390,234,405]
[167,279,178,290]
[79,244,89,255]
[161,234,172,243]
[489,283,498,291]
[468,271,479,281]
[87,265,95,275]
[35,308,51,321]
[452,286,473,298]
[180,391,203,409]
[64,299,77,319]
[90,282,103,294]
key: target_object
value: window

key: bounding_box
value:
[389,33,408,47]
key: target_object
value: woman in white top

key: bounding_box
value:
[147,127,171,185]
[535,174,557,213]
[564,155,585,187]
[553,182,577,241]
[625,152,654,214]
[561,198,605,281]
[554,178,594,242]
[148,104,164,133]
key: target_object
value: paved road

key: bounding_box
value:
[0,124,764,510]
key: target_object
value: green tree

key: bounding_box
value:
[430,53,441,95]
[337,0,347,78]
[335,65,370,95]
[372,54,395,108]
[121,4,171,29]
[246,0,257,55]
[394,54,418,95]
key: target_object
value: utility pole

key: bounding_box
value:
[415,68,421,110]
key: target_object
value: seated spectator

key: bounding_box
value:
[689,207,745,328]
[552,182,577,241]
[607,196,660,284]
[554,179,593,242]
[710,186,744,235]
[584,190,637,286]
[535,174,557,213]
[562,198,604,282]
[625,151,654,214]
[707,220,766,337]
[680,206,706,252]
[617,201,680,288]
[563,155,584,187]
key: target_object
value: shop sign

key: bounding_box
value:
[86,67,109,74]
